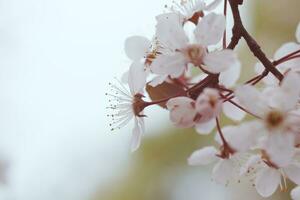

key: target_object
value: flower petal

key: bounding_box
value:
[166,97,196,128]
[194,13,225,46]
[203,50,239,74]
[240,155,261,175]
[130,118,143,152]
[219,61,241,88]
[204,0,222,11]
[151,53,187,78]
[296,22,300,43]
[156,14,188,50]
[195,119,216,135]
[124,36,150,60]
[222,99,246,121]
[291,186,300,200]
[128,62,147,94]
[235,85,268,117]
[188,146,218,166]
[255,168,281,198]
[264,133,295,168]
[278,72,300,111]
[212,159,235,185]
[285,163,300,185]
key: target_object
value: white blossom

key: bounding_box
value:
[107,62,147,152]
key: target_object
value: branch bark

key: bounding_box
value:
[228,0,284,81]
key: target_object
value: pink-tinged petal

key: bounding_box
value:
[166,97,197,128]
[264,133,295,168]
[222,99,246,121]
[128,62,147,94]
[194,13,225,46]
[195,88,221,123]
[291,186,300,200]
[279,72,300,111]
[151,53,187,78]
[195,119,216,135]
[285,163,300,185]
[130,119,143,152]
[219,61,241,88]
[204,0,222,11]
[188,146,218,166]
[124,36,150,61]
[235,85,268,117]
[212,159,235,185]
[203,50,239,74]
[296,22,300,43]
[156,14,188,50]
[255,168,281,198]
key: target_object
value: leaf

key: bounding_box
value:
[146,81,186,108]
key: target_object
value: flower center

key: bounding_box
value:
[184,44,206,66]
[265,110,284,129]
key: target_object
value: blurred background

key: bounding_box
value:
[0,0,299,200]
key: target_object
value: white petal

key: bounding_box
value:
[124,36,150,60]
[240,155,261,175]
[156,14,188,50]
[296,22,300,43]
[285,163,300,185]
[151,53,187,78]
[128,62,147,94]
[222,99,246,121]
[255,168,281,198]
[204,0,222,11]
[274,42,300,72]
[264,133,295,168]
[219,61,241,88]
[149,75,168,87]
[291,186,300,200]
[194,13,225,46]
[212,159,235,185]
[121,70,129,83]
[130,119,142,152]
[274,42,300,60]
[195,119,216,135]
[203,50,239,74]
[166,97,197,128]
[216,121,262,152]
[235,85,268,117]
[279,72,300,111]
[188,146,218,166]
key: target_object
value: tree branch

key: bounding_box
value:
[228,0,284,81]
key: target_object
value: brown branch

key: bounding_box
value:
[228,0,284,81]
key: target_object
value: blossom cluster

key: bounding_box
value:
[106,0,300,198]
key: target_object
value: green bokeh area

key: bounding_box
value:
[96,1,300,199]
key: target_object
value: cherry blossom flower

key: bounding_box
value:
[234,72,300,167]
[188,126,248,185]
[166,88,221,133]
[107,62,147,152]
[151,13,240,79]
[241,154,300,198]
